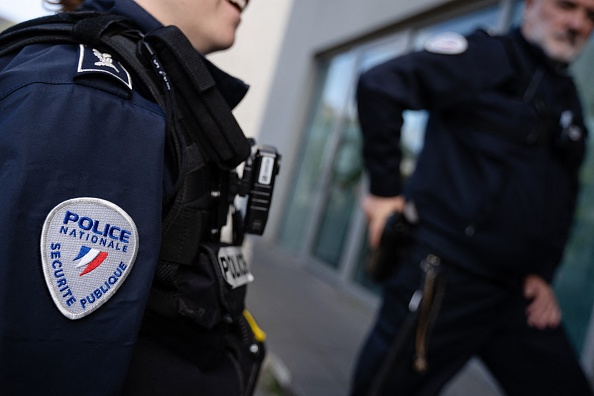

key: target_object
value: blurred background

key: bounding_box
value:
[0,1,51,23]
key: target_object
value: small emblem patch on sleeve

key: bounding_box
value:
[77,44,132,90]
[40,198,139,320]
[425,32,468,55]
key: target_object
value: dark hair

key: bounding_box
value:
[44,0,84,13]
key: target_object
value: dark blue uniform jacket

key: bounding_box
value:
[0,0,247,394]
[358,29,587,282]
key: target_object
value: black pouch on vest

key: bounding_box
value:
[367,211,416,283]
[176,243,250,329]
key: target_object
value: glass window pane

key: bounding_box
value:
[509,0,524,27]
[278,53,358,252]
[312,103,362,266]
[312,36,409,267]
[359,33,409,73]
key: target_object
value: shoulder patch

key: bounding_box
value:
[77,44,132,90]
[40,198,139,320]
[425,32,468,55]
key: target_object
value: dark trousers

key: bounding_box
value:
[351,245,593,396]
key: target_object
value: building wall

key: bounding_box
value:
[208,0,295,142]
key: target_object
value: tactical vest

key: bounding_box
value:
[0,10,272,333]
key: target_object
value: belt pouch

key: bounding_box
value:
[176,242,247,328]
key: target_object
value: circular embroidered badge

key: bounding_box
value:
[40,198,139,320]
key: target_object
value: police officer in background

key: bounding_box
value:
[0,0,269,395]
[351,0,594,395]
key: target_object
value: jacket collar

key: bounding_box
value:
[511,27,569,75]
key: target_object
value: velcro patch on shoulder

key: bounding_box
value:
[77,44,132,90]
[40,198,139,320]
[425,32,468,55]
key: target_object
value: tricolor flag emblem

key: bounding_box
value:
[74,246,108,276]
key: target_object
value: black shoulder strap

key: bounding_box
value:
[143,26,251,169]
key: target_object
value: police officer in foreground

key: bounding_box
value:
[0,0,276,394]
[351,0,594,395]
